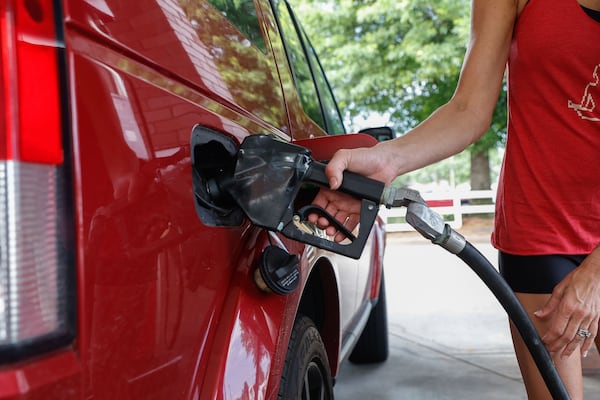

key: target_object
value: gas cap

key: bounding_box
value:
[255,246,300,295]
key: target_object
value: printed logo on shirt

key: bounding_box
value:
[568,64,600,122]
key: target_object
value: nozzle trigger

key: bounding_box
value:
[295,205,356,241]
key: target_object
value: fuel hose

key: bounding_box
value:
[400,198,571,400]
[457,242,570,400]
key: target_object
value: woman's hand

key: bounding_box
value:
[322,145,398,191]
[308,143,399,241]
[534,247,600,359]
[309,188,362,242]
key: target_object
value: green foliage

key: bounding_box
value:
[292,0,507,185]
[292,0,469,129]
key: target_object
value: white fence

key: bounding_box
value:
[380,189,496,232]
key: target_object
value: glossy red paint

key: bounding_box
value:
[0,351,81,398]
[0,1,386,399]
[294,133,379,162]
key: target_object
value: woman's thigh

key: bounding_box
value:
[499,252,586,294]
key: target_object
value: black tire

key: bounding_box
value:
[348,272,389,364]
[278,315,334,400]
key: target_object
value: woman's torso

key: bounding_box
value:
[492,0,600,255]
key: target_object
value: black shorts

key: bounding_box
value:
[498,252,587,294]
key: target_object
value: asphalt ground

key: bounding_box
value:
[334,218,600,399]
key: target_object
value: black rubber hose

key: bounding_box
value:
[457,242,571,400]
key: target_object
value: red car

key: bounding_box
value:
[0,0,388,399]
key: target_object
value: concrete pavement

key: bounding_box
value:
[334,229,600,399]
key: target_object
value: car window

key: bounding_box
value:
[206,0,266,52]
[272,0,326,129]
[273,0,346,134]
[300,28,346,134]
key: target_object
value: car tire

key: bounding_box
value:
[349,272,389,364]
[278,315,334,400]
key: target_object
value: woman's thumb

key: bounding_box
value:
[325,150,350,190]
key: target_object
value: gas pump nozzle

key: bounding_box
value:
[211,134,464,259]
[211,134,384,258]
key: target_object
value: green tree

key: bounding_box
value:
[293,0,506,190]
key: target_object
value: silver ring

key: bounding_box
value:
[577,328,592,338]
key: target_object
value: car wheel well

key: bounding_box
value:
[297,259,340,374]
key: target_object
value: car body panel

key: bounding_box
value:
[64,0,289,134]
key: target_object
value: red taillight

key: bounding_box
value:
[0,0,74,363]
[1,0,63,164]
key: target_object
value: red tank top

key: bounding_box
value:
[492,0,600,255]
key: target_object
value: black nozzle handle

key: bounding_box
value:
[305,160,385,204]
[281,198,380,259]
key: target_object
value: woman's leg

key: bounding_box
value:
[499,252,588,399]
[511,292,583,400]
